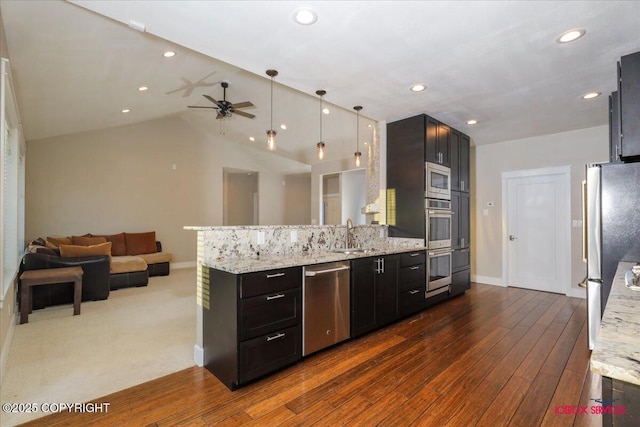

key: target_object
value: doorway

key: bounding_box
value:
[502,166,571,294]
[223,168,258,225]
[320,169,366,225]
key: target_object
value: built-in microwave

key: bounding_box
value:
[425,162,451,200]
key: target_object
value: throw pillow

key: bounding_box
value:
[124,231,157,255]
[46,236,73,247]
[59,241,112,258]
[71,236,108,246]
[91,232,127,256]
[27,244,57,256]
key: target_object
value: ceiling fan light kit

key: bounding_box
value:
[187,81,255,120]
[354,105,363,167]
[316,90,327,160]
[266,69,279,151]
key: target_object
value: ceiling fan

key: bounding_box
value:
[187,82,255,119]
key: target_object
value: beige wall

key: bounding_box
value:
[472,125,609,295]
[25,114,310,263]
[284,173,311,225]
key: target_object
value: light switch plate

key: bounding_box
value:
[257,231,265,245]
[290,230,297,243]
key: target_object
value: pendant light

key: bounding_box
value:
[316,90,326,160]
[266,69,278,151]
[353,105,363,167]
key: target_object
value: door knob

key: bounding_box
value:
[509,235,517,241]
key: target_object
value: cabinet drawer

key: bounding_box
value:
[239,324,301,385]
[400,251,425,267]
[399,284,426,316]
[239,288,301,341]
[240,267,301,299]
[399,263,425,288]
[452,249,470,273]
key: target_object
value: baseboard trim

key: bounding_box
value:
[567,288,586,299]
[472,275,505,287]
[172,261,197,270]
[0,311,17,384]
[194,344,204,367]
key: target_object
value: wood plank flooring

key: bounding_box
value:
[21,283,603,427]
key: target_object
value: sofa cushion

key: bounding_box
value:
[110,256,147,274]
[137,252,173,265]
[26,243,58,256]
[59,242,112,258]
[92,232,127,256]
[72,236,107,246]
[46,236,72,248]
[125,231,157,255]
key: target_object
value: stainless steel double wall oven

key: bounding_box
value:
[425,162,453,297]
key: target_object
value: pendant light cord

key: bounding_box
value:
[270,76,274,130]
[319,95,323,142]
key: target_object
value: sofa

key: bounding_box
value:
[21,232,173,310]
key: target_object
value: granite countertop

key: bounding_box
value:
[591,261,640,386]
[204,244,427,275]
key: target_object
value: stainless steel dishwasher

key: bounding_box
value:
[303,261,351,356]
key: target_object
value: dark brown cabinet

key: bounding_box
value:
[450,269,470,297]
[204,266,302,390]
[350,254,399,338]
[450,130,470,192]
[451,191,470,251]
[610,91,622,163]
[387,115,426,238]
[618,51,640,160]
[398,251,426,317]
[426,117,450,167]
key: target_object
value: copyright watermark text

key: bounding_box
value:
[2,402,110,414]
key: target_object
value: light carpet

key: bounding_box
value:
[0,268,196,426]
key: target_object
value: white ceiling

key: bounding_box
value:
[2,0,640,164]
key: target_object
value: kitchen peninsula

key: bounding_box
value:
[591,261,640,426]
[185,224,436,389]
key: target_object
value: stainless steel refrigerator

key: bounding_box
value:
[584,162,640,349]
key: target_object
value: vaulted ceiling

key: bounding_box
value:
[2,1,640,164]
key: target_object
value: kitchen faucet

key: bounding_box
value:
[346,218,354,249]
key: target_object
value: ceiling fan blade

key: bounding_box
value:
[187,106,218,109]
[233,110,255,119]
[216,112,225,119]
[230,101,254,109]
[203,94,223,107]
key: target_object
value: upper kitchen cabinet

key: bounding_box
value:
[387,115,426,238]
[450,129,470,192]
[609,91,621,163]
[426,117,451,167]
[618,51,640,160]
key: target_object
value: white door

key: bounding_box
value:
[504,168,570,294]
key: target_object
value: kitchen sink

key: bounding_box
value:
[332,248,378,255]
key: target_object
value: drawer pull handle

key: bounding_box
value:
[266,294,285,301]
[410,266,421,270]
[409,290,420,295]
[410,253,421,257]
[266,332,285,341]
[266,273,285,279]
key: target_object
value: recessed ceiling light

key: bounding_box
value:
[466,119,478,125]
[249,136,255,142]
[294,8,317,25]
[163,51,176,58]
[121,109,130,113]
[322,108,330,115]
[556,28,586,44]
[582,91,601,100]
[280,124,287,130]
[138,86,148,92]
[410,83,426,92]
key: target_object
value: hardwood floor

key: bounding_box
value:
[21,283,602,426]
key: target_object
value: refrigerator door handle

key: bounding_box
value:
[587,280,602,350]
[582,179,587,263]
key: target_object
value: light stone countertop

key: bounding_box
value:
[203,244,427,275]
[591,261,640,386]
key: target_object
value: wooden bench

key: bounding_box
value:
[19,267,83,324]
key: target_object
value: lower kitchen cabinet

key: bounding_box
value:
[601,376,640,426]
[350,254,399,338]
[398,250,426,317]
[450,268,470,297]
[204,266,302,390]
